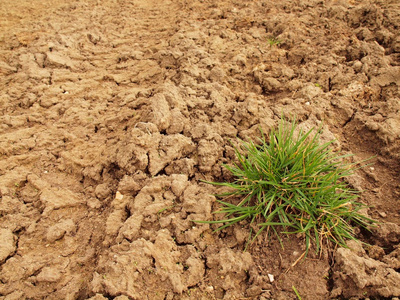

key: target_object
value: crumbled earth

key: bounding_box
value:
[1,0,400,299]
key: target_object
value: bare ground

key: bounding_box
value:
[1,0,400,299]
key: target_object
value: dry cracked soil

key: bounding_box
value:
[1,0,400,299]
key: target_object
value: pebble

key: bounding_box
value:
[353,60,363,72]
[115,191,124,201]
[378,211,387,218]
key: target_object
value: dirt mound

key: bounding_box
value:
[1,0,400,299]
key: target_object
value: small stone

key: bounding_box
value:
[378,211,387,218]
[115,191,124,201]
[267,274,274,282]
[87,33,101,45]
[353,61,363,73]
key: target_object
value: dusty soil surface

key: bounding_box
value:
[1,0,400,299]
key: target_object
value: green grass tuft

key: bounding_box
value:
[267,36,281,47]
[197,118,375,255]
